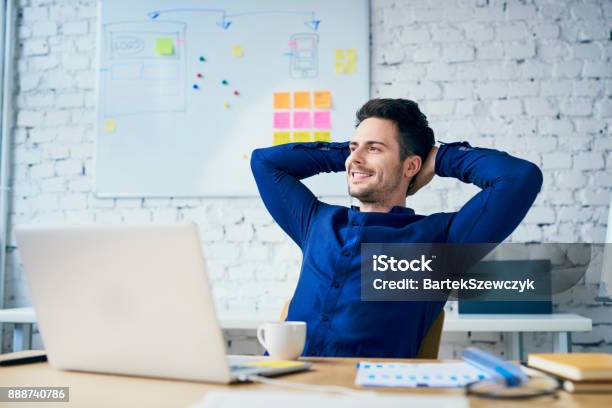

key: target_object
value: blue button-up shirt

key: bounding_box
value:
[251,141,542,357]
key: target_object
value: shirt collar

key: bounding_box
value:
[350,205,415,216]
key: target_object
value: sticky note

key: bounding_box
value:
[155,37,174,56]
[224,101,230,109]
[273,112,290,129]
[346,48,357,61]
[232,45,243,58]
[313,111,331,129]
[245,360,307,369]
[335,61,346,74]
[273,92,291,109]
[273,131,291,145]
[293,91,311,109]
[293,131,311,143]
[314,131,331,142]
[335,49,345,60]
[104,119,116,133]
[314,91,332,109]
[293,111,311,128]
[345,60,356,74]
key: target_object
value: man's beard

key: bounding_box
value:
[348,163,403,205]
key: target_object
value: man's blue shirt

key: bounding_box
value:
[251,141,542,358]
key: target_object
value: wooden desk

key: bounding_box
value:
[0,355,606,408]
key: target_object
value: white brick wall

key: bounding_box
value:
[3,0,612,356]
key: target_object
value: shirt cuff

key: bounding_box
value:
[434,141,474,178]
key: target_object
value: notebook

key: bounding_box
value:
[355,362,490,388]
[192,391,469,408]
[527,353,612,381]
[563,380,612,393]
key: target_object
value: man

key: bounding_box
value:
[251,98,543,358]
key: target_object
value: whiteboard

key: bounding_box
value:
[95,0,370,197]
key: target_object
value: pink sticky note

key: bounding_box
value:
[293,111,311,128]
[313,111,331,129]
[273,112,290,129]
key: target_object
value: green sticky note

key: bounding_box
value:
[155,38,174,56]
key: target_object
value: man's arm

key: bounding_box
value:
[412,142,543,243]
[250,142,349,247]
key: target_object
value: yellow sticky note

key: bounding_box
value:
[293,131,311,142]
[245,360,307,369]
[232,45,243,58]
[224,101,231,109]
[346,48,357,62]
[335,49,345,60]
[314,91,332,109]
[314,131,331,142]
[345,60,356,74]
[273,92,291,109]
[335,61,346,74]
[104,119,116,133]
[273,131,291,145]
[293,91,311,109]
[155,38,174,56]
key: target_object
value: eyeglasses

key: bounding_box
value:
[465,366,561,400]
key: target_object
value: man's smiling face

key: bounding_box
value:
[345,117,406,204]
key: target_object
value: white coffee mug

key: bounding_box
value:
[257,321,306,360]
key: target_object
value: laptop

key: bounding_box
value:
[14,223,311,383]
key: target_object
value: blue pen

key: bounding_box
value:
[462,347,527,387]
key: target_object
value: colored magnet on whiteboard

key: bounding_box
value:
[104,119,116,133]
[224,101,231,109]
[232,45,244,58]
[221,80,228,85]
[234,90,240,96]
[155,37,174,56]
[199,56,206,62]
[192,84,200,90]
[196,73,203,78]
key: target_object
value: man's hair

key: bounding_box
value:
[355,98,435,195]
[356,98,435,163]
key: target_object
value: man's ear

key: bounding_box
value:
[403,155,422,180]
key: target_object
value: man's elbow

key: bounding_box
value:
[517,161,543,202]
[250,148,265,173]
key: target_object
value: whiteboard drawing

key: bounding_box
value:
[95,0,369,197]
[102,21,187,117]
[289,33,318,79]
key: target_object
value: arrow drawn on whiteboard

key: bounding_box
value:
[216,15,232,29]
[305,13,321,31]
[147,8,320,31]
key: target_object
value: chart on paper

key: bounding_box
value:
[96,0,369,197]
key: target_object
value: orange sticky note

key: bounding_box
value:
[293,131,311,142]
[314,131,331,142]
[314,91,332,109]
[293,91,311,109]
[273,131,291,145]
[273,92,290,109]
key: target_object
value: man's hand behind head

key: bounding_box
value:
[407,146,438,196]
